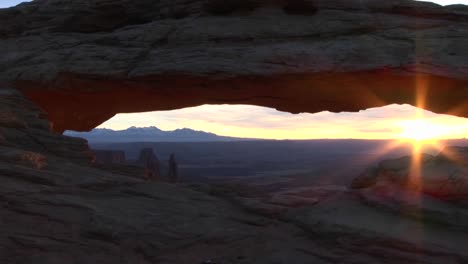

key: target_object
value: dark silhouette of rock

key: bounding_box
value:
[168,153,179,183]
[137,148,161,181]
[203,0,259,15]
[93,150,126,164]
[200,260,217,264]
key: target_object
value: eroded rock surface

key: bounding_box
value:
[1,86,468,263]
[137,148,161,180]
[1,1,468,262]
[0,86,92,162]
[168,153,179,183]
[0,0,467,131]
[352,147,468,200]
[200,181,468,263]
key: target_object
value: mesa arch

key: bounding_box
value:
[0,0,467,133]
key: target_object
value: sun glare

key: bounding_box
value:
[398,119,451,141]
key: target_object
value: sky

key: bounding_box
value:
[97,104,468,140]
[2,0,468,140]
[0,0,25,8]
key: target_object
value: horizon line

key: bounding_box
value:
[66,126,468,142]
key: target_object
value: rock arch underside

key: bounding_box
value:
[1,0,468,263]
[0,0,467,132]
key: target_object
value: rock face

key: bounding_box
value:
[2,82,468,262]
[137,148,161,180]
[438,146,468,165]
[0,86,92,162]
[2,1,468,262]
[352,147,468,200]
[93,150,126,164]
[0,0,467,132]
[168,153,179,183]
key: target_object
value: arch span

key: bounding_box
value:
[0,0,467,132]
[17,71,468,133]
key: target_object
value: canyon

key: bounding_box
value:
[0,0,468,263]
[0,0,467,132]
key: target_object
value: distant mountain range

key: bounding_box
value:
[64,126,256,142]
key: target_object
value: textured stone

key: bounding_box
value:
[137,148,161,180]
[0,146,47,169]
[0,0,466,132]
[438,146,468,165]
[284,185,468,264]
[1,1,468,262]
[1,87,468,262]
[352,148,468,200]
[93,149,126,164]
[0,86,92,162]
[168,153,179,183]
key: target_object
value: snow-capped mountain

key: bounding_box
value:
[64,126,249,142]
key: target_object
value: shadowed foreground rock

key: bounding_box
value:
[0,87,92,163]
[1,85,468,263]
[93,150,126,164]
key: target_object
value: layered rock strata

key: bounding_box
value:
[0,0,466,132]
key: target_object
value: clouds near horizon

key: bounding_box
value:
[97,104,468,140]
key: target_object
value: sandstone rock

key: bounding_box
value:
[284,185,468,263]
[269,193,319,207]
[352,148,468,200]
[91,162,148,180]
[0,0,466,132]
[350,167,379,189]
[358,184,468,231]
[437,146,468,165]
[351,154,434,189]
[0,86,93,162]
[93,149,126,164]
[1,88,468,263]
[137,148,161,180]
[235,197,288,217]
[168,153,179,183]
[0,146,47,169]
[1,1,468,263]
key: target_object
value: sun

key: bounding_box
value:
[398,119,449,142]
